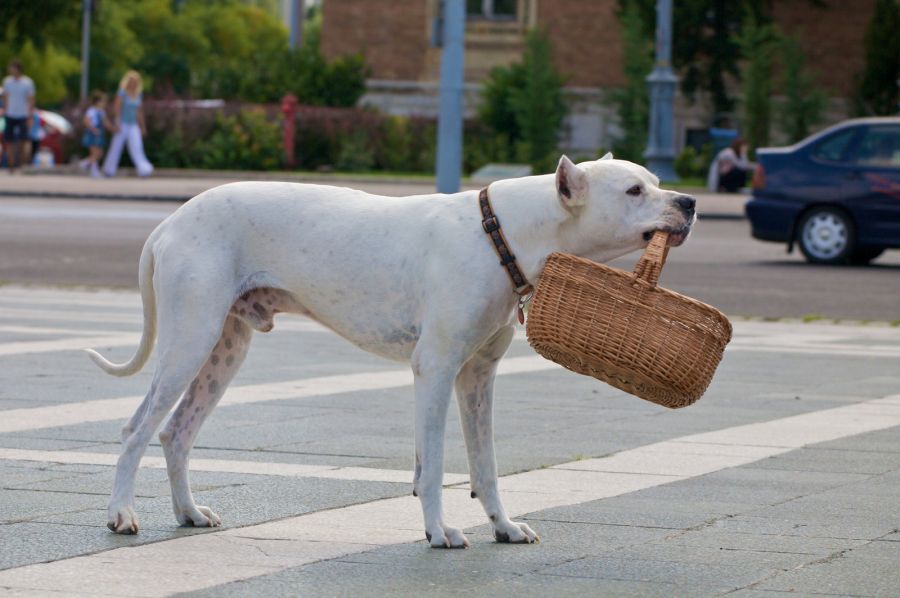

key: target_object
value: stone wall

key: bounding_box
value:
[537,0,625,88]
[323,0,878,154]
[320,0,429,81]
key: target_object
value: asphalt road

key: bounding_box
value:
[1,195,898,321]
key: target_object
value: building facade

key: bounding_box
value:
[321,0,878,154]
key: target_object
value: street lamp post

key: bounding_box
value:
[435,0,466,194]
[289,0,306,50]
[644,0,678,182]
[79,0,92,102]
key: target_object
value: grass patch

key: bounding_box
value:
[666,177,705,190]
[801,314,825,323]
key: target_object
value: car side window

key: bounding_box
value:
[811,129,857,163]
[852,126,900,168]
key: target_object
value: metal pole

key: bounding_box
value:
[79,0,91,102]
[435,0,465,194]
[289,0,306,50]
[644,0,679,182]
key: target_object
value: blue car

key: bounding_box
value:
[745,117,900,264]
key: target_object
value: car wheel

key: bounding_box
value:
[797,207,855,265]
[849,247,885,265]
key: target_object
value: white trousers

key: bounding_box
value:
[102,123,154,177]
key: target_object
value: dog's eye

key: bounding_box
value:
[626,185,642,196]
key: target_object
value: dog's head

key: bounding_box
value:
[553,153,696,261]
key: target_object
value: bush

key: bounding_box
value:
[140,100,223,168]
[335,132,376,172]
[195,108,283,171]
[70,99,454,175]
[674,144,712,179]
[271,11,369,107]
[292,107,437,174]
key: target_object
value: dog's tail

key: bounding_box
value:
[85,242,156,377]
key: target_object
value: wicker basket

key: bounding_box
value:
[526,231,732,409]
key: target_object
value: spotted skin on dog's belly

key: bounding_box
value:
[229,287,309,332]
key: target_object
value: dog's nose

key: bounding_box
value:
[675,195,696,213]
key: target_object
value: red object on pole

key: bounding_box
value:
[281,94,299,168]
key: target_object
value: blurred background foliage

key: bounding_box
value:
[0,0,366,107]
[4,0,896,174]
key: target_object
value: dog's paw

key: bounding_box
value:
[107,506,139,535]
[425,525,469,549]
[493,520,539,544]
[176,505,222,528]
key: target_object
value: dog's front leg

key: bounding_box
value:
[413,353,469,548]
[455,326,539,544]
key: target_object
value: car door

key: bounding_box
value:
[803,126,861,203]
[841,124,900,246]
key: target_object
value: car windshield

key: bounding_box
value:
[853,126,900,167]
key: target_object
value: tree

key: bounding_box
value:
[0,0,79,48]
[478,62,526,148]
[0,0,368,105]
[508,30,567,172]
[776,34,827,143]
[630,0,767,114]
[276,10,368,107]
[611,0,653,163]
[0,37,80,106]
[856,0,899,116]
[131,0,211,96]
[736,11,779,150]
[479,29,566,172]
[629,0,826,115]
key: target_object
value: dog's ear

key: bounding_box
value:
[600,152,614,161]
[556,155,589,209]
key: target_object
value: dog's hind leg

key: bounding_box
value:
[108,275,233,535]
[455,326,539,544]
[158,314,252,528]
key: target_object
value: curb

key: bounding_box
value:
[0,190,190,202]
[21,166,445,186]
[0,189,748,220]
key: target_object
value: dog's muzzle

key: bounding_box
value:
[643,195,696,247]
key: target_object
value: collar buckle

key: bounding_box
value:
[482,215,500,234]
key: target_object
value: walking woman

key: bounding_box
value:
[102,70,153,177]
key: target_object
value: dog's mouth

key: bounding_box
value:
[643,226,690,247]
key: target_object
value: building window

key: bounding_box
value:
[467,0,517,20]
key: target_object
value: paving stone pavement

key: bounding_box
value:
[0,285,899,597]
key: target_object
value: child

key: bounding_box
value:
[80,91,112,178]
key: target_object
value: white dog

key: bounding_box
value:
[88,154,695,548]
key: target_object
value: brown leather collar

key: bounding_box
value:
[479,187,533,298]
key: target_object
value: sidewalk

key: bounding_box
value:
[0,169,749,220]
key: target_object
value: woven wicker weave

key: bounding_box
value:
[526,231,732,409]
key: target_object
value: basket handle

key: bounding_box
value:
[633,230,670,287]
